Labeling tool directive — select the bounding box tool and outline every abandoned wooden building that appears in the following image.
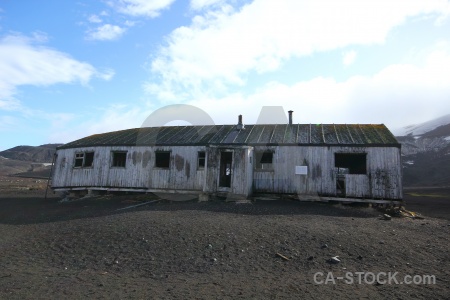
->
[51,114,403,204]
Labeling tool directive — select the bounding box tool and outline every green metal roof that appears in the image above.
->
[58,124,400,149]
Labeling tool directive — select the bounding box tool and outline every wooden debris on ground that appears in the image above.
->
[276,253,290,261]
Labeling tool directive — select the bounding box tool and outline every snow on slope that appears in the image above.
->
[393,114,450,136]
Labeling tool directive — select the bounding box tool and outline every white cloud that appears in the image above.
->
[88,14,103,23]
[342,50,357,66]
[0,97,22,111]
[149,0,450,98]
[97,68,116,81]
[190,0,224,10]
[187,47,450,131]
[109,0,176,17]
[124,20,136,27]
[47,104,152,143]
[45,47,450,144]
[87,24,126,41]
[0,34,113,111]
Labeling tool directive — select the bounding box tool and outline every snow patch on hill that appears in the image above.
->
[393,114,450,136]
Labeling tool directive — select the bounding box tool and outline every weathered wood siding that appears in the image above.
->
[53,144,402,200]
[253,146,334,195]
[252,146,402,199]
[345,175,370,198]
[367,147,403,199]
[52,146,206,191]
[205,146,219,193]
[204,146,252,197]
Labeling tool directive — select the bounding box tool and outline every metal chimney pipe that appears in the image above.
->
[237,114,244,130]
[288,110,293,125]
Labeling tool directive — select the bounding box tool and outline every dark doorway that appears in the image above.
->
[336,175,346,197]
[219,151,233,187]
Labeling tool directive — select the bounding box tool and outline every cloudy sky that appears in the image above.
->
[1,0,450,150]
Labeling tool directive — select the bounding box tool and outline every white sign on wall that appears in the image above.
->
[295,166,308,175]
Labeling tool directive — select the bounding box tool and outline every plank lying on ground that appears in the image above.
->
[276,253,290,261]
[116,199,160,211]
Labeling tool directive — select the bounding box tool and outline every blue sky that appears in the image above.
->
[1,0,450,150]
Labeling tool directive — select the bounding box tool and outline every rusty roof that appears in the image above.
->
[58,124,400,149]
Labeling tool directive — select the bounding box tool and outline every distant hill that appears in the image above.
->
[393,114,450,136]
[0,156,31,176]
[396,114,450,187]
[401,144,450,187]
[0,143,62,163]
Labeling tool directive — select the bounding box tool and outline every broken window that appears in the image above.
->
[74,152,95,168]
[335,153,367,174]
[198,151,206,169]
[155,151,170,168]
[74,153,84,167]
[112,151,127,167]
[255,150,274,170]
[84,152,94,167]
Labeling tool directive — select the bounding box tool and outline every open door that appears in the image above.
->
[219,151,232,187]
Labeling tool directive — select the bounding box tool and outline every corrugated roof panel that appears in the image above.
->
[373,124,397,144]
[270,125,287,143]
[197,125,220,144]
[334,124,353,144]
[297,124,310,143]
[257,125,276,144]
[283,125,298,143]
[150,127,174,144]
[233,125,254,143]
[107,130,131,145]
[360,125,383,144]
[139,127,160,145]
[162,126,194,144]
[323,124,339,144]
[245,125,265,143]
[346,125,365,144]
[58,123,400,149]
[120,129,138,145]
[222,129,240,143]
[310,124,324,144]
[136,128,152,145]
[209,125,234,143]
[92,132,110,145]
[357,125,374,144]
[190,125,216,144]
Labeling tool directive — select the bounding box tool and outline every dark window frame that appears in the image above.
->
[198,151,206,169]
[74,153,84,168]
[74,151,95,168]
[111,151,127,168]
[255,150,274,170]
[334,153,367,175]
[84,152,94,167]
[155,151,171,169]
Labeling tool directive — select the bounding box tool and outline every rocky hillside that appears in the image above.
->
[0,157,31,176]
[0,144,61,178]
[0,144,61,163]
[396,115,450,187]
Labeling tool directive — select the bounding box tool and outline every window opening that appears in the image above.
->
[155,151,171,168]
